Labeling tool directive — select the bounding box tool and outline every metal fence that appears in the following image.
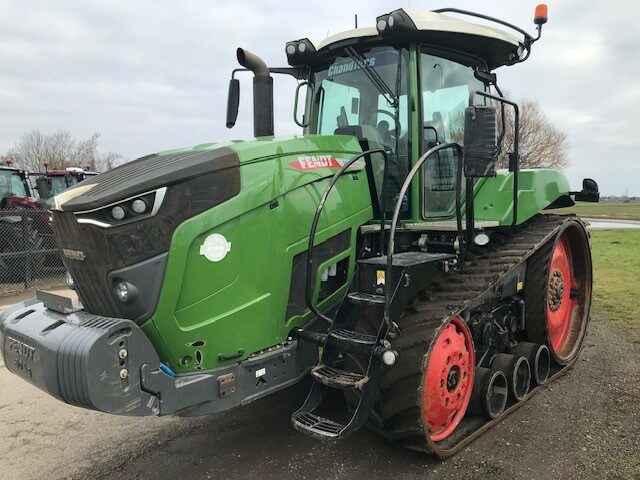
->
[0,209,67,298]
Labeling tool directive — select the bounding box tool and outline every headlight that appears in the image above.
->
[131,199,147,214]
[74,187,166,228]
[114,280,138,303]
[65,271,75,289]
[285,38,316,66]
[115,281,129,302]
[111,206,126,220]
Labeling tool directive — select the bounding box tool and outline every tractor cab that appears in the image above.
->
[33,166,98,200]
[0,157,33,209]
[289,8,536,227]
[227,6,559,245]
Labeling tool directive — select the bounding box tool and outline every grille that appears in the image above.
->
[52,169,240,318]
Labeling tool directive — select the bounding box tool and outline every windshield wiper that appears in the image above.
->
[344,46,397,107]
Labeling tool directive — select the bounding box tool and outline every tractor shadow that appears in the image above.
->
[91,381,439,480]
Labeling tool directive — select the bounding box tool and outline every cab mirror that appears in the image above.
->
[293,81,312,128]
[463,105,497,177]
[226,78,240,128]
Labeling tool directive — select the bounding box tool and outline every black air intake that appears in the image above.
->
[237,48,274,138]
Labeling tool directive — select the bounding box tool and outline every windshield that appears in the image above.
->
[309,46,409,216]
[50,175,78,196]
[0,170,28,200]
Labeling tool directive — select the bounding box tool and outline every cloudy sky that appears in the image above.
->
[0,0,638,195]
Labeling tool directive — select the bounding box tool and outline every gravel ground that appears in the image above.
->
[0,317,638,480]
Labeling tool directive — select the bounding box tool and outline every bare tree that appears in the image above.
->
[94,151,125,172]
[7,129,125,172]
[496,97,568,170]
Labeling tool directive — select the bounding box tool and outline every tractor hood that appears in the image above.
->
[51,134,362,214]
[48,134,366,325]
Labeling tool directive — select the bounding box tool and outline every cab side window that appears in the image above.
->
[419,48,485,217]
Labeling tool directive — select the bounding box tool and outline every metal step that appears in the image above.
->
[346,292,385,308]
[358,251,454,268]
[290,328,327,346]
[292,411,344,439]
[311,364,368,389]
[330,328,377,346]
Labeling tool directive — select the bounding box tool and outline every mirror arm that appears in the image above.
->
[231,67,307,80]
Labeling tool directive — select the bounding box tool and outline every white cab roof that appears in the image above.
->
[313,9,522,68]
[316,9,520,50]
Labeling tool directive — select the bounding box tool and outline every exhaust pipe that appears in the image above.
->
[237,48,274,138]
[510,342,551,386]
[469,367,508,419]
[491,353,531,402]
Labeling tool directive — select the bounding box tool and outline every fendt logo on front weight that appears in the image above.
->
[62,248,86,261]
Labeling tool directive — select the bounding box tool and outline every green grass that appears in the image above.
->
[589,229,640,341]
[550,201,640,221]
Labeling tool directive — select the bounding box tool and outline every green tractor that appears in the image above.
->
[0,5,600,456]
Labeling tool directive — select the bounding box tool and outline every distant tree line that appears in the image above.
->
[601,195,639,203]
[4,129,125,173]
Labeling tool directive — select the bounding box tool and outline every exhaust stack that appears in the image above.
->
[237,48,274,138]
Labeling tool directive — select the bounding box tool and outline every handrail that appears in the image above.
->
[305,148,390,323]
[383,143,463,329]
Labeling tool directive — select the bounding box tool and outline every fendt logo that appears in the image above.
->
[289,155,342,171]
[62,248,86,261]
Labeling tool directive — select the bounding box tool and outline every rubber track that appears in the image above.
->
[359,214,588,458]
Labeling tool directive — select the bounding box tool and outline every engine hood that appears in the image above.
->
[52,134,362,213]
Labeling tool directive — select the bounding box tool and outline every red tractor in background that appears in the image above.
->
[0,156,98,282]
[0,156,45,281]
[32,164,98,201]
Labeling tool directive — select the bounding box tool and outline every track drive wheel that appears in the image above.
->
[344,313,475,450]
[422,316,475,441]
[525,218,592,365]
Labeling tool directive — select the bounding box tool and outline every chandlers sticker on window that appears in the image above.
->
[321,50,398,80]
[289,155,365,171]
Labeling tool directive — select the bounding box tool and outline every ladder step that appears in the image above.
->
[330,328,377,346]
[292,411,345,439]
[357,251,454,268]
[311,364,368,389]
[290,328,327,346]
[347,292,385,308]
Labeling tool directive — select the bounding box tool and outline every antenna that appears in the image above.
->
[354,13,358,28]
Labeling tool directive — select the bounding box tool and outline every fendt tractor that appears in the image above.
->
[0,6,600,456]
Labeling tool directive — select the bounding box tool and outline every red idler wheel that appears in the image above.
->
[546,235,575,352]
[422,316,475,442]
[544,224,591,364]
[525,219,592,366]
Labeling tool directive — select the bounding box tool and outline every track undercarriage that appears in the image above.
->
[294,213,592,458]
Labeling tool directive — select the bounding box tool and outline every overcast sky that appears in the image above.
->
[1,0,638,195]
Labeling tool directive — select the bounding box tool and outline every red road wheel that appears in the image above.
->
[422,316,475,442]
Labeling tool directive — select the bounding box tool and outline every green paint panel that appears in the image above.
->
[473,169,571,225]
[142,135,372,372]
